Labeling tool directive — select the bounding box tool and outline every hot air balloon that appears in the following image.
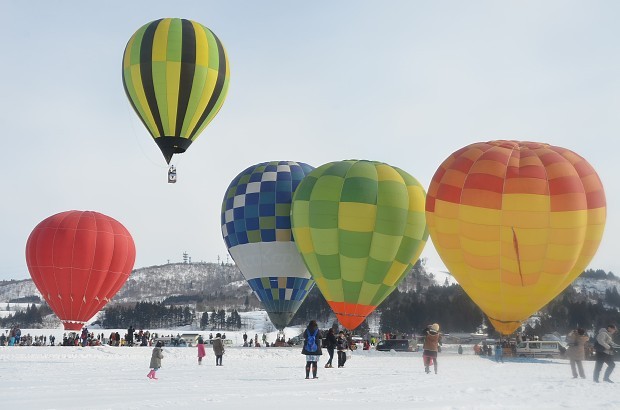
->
[425,140,606,335]
[221,161,315,330]
[25,211,136,330]
[122,18,230,165]
[291,160,429,330]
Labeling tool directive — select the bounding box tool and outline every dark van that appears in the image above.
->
[376,339,410,352]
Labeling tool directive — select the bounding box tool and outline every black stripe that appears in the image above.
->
[176,19,197,137]
[189,28,228,140]
[139,19,165,138]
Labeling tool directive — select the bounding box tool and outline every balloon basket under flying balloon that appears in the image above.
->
[168,165,177,184]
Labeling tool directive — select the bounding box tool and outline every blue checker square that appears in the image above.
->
[235,184,247,195]
[259,191,276,204]
[265,164,278,172]
[236,231,248,244]
[275,190,291,204]
[233,207,245,219]
[259,203,275,216]
[249,172,262,182]
[261,229,276,242]
[245,217,260,230]
[260,181,276,192]
[276,216,291,229]
[225,197,234,210]
[233,219,246,232]
[277,171,292,181]
[245,193,259,205]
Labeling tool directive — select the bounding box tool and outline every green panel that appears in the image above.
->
[311,228,338,255]
[374,206,408,236]
[259,216,275,229]
[182,65,208,136]
[405,211,428,239]
[152,61,170,133]
[377,180,408,208]
[276,203,290,217]
[339,255,368,282]
[347,161,379,179]
[128,25,148,66]
[308,200,339,229]
[339,230,372,258]
[247,230,261,243]
[369,284,392,306]
[303,254,323,280]
[395,167,419,186]
[204,27,219,69]
[291,201,310,228]
[369,233,401,262]
[358,281,381,306]
[316,254,341,280]
[293,176,316,201]
[395,236,423,264]
[322,161,353,178]
[364,258,392,284]
[340,177,377,204]
[342,279,362,303]
[310,175,344,202]
[166,19,183,62]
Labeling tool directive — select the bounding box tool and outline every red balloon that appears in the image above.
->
[25,211,136,330]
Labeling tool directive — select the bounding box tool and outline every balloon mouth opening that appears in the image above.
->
[155,136,193,164]
[62,320,86,331]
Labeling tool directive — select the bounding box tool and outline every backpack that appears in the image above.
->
[306,329,318,353]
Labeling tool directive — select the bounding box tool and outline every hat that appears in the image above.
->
[431,323,440,332]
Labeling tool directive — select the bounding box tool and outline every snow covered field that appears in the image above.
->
[1,333,616,409]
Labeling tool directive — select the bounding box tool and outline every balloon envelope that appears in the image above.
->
[122,18,230,164]
[221,161,315,330]
[426,140,606,334]
[25,211,136,330]
[291,160,429,330]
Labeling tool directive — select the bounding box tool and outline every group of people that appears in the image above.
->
[566,324,618,383]
[147,332,226,380]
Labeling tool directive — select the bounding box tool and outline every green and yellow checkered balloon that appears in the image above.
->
[291,160,429,329]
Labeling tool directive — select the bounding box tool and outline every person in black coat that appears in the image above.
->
[301,320,323,379]
[336,331,349,368]
[324,327,337,368]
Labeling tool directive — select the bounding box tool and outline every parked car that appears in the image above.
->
[376,339,410,352]
[515,340,563,358]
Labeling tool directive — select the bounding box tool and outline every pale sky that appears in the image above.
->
[2,1,619,281]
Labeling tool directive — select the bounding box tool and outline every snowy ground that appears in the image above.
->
[0,333,616,409]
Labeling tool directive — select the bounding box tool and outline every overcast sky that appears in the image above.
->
[2,1,619,281]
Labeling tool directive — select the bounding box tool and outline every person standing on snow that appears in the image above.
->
[566,328,589,379]
[494,341,504,363]
[324,327,337,368]
[301,320,323,379]
[197,335,206,365]
[336,330,349,368]
[593,324,619,383]
[212,333,225,366]
[422,323,441,374]
[147,340,164,379]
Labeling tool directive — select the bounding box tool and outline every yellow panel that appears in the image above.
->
[404,212,427,238]
[338,202,377,232]
[546,227,586,246]
[340,255,368,282]
[152,19,171,62]
[382,261,408,286]
[123,36,135,69]
[191,21,209,67]
[460,222,500,241]
[166,61,181,136]
[130,65,158,135]
[503,226,549,245]
[460,206,501,225]
[587,207,607,224]
[303,254,322,279]
[433,232,462,249]
[375,164,403,182]
[502,193,550,212]
[322,277,344,302]
[358,281,381,305]
[549,210,588,228]
[432,217,460,235]
[407,185,426,212]
[292,227,314,253]
[463,251,500,270]
[433,199,460,219]
[460,237,500,257]
[501,210,550,228]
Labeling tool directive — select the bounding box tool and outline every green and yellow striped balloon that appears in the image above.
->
[122,18,230,164]
[291,160,429,330]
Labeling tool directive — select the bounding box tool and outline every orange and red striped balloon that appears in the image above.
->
[426,140,606,334]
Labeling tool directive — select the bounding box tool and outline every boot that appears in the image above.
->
[312,364,318,379]
[146,370,155,379]
[305,365,310,379]
[151,371,158,380]
[425,366,430,374]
